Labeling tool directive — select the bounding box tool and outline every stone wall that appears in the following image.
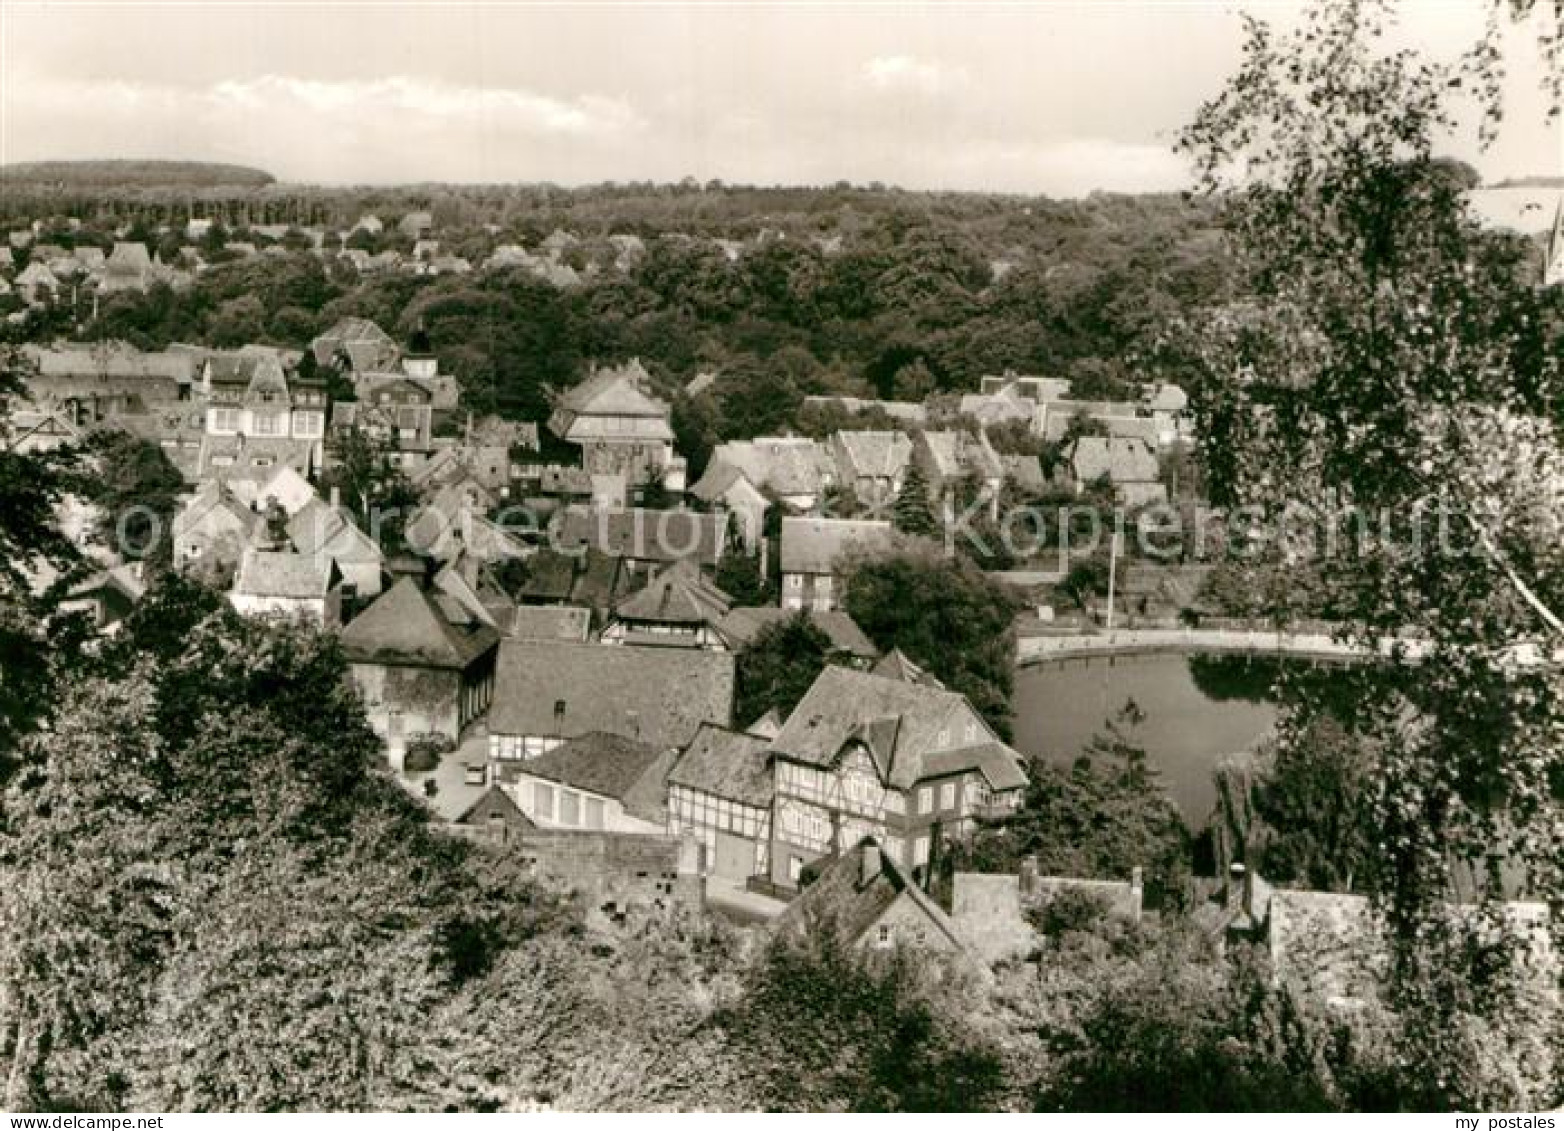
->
[512,829,702,927]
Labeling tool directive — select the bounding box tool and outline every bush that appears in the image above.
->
[404,731,453,772]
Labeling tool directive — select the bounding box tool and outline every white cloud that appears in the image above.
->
[204,76,642,137]
[861,54,968,97]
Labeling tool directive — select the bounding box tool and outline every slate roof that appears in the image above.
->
[498,731,676,823]
[716,606,878,660]
[173,481,257,541]
[778,516,895,576]
[554,506,728,567]
[667,722,774,808]
[1067,436,1161,485]
[870,648,945,687]
[287,498,382,566]
[917,429,1004,483]
[509,604,592,642]
[1042,412,1157,445]
[693,437,834,500]
[613,559,732,626]
[518,547,629,610]
[959,387,1036,427]
[490,640,735,749]
[310,316,400,370]
[774,837,966,951]
[106,241,152,273]
[339,576,499,669]
[833,430,913,481]
[199,435,316,483]
[768,665,1026,792]
[233,548,331,600]
[547,359,673,442]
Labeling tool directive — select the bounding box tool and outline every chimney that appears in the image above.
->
[860,842,881,886]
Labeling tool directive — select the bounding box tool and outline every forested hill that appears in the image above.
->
[0,159,275,189]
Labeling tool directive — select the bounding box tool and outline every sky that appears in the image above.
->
[0,1,1558,196]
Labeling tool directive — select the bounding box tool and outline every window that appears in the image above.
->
[533,782,555,820]
[917,787,932,815]
[560,790,580,827]
[585,797,604,830]
[209,407,240,434]
[789,856,804,882]
[939,782,956,810]
[293,411,323,438]
[251,412,284,436]
[913,836,930,866]
[787,574,803,589]
[876,924,892,947]
[816,574,833,592]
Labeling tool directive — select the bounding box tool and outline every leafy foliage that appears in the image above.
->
[734,613,839,727]
[844,551,1023,737]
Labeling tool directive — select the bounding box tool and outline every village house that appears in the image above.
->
[958,383,1040,431]
[779,516,895,612]
[774,838,968,954]
[59,562,146,631]
[715,606,879,663]
[487,639,735,760]
[546,359,684,490]
[666,722,775,881]
[22,343,197,428]
[14,262,60,304]
[229,547,342,626]
[694,435,836,511]
[552,505,729,577]
[948,860,1145,964]
[338,576,499,751]
[599,559,733,648]
[912,429,1005,506]
[829,430,914,509]
[172,481,259,573]
[1040,406,1159,446]
[287,493,385,599]
[518,546,633,615]
[1143,382,1193,447]
[1065,435,1167,508]
[495,731,678,835]
[96,241,157,294]
[765,664,1028,889]
[687,463,770,551]
[332,375,434,468]
[200,350,326,462]
[253,463,319,517]
[977,372,1073,401]
[430,550,519,632]
[4,404,83,454]
[311,316,402,373]
[398,210,434,239]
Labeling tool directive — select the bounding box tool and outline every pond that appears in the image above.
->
[1012,652,1283,826]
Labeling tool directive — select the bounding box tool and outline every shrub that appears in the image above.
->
[404,731,453,772]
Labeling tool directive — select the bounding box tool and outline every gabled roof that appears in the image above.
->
[768,665,1026,792]
[518,546,629,610]
[233,548,332,600]
[490,640,735,749]
[871,648,944,687]
[554,506,728,568]
[774,837,966,952]
[287,498,382,565]
[716,606,878,660]
[916,429,1004,483]
[667,722,774,808]
[695,437,834,499]
[1067,436,1160,485]
[778,516,894,576]
[547,359,672,441]
[498,731,676,823]
[310,316,400,370]
[173,481,257,540]
[1043,412,1157,445]
[833,430,913,481]
[452,783,535,828]
[339,576,499,668]
[106,241,152,273]
[613,559,732,627]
